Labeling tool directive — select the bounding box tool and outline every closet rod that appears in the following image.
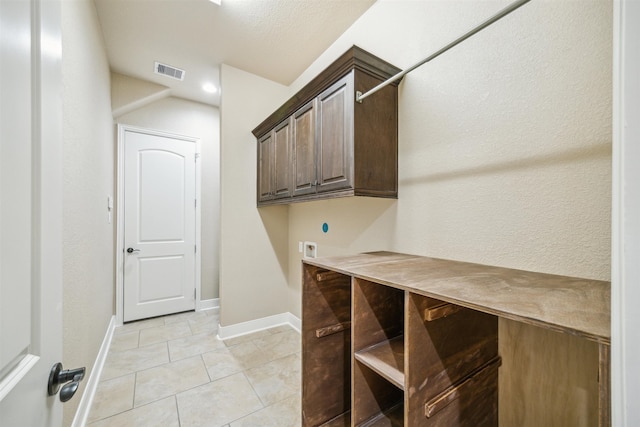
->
[355,0,532,103]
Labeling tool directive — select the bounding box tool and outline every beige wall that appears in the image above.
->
[61,0,115,424]
[218,64,291,326]
[111,73,170,117]
[284,0,612,425]
[116,95,221,300]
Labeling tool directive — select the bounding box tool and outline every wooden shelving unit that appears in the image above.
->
[302,251,611,427]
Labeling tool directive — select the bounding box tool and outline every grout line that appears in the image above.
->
[201,353,213,382]
[132,371,138,410]
[230,391,302,424]
[86,374,137,424]
[237,371,268,420]
[90,395,180,425]
[175,394,182,427]
[132,355,212,409]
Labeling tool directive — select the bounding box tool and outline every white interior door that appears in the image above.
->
[0,0,64,425]
[123,128,198,322]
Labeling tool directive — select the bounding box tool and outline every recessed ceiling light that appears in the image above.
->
[202,83,218,94]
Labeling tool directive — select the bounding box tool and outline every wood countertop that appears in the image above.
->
[303,251,610,345]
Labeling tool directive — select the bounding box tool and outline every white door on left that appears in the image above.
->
[0,0,64,425]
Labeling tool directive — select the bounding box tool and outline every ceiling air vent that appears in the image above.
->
[154,62,185,81]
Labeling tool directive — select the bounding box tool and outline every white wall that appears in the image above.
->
[116,96,221,300]
[61,0,114,424]
[218,64,291,326]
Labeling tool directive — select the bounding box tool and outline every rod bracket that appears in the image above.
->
[355,91,363,104]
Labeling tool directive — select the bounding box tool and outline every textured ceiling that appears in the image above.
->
[94,0,376,106]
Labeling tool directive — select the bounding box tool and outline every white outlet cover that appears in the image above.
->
[303,241,317,259]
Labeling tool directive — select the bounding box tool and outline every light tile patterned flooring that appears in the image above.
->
[87,311,301,427]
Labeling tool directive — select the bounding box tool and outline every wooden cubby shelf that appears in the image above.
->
[302,251,611,427]
[353,336,405,390]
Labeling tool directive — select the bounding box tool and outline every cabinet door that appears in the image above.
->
[273,119,292,199]
[317,72,354,193]
[293,100,317,197]
[257,133,273,203]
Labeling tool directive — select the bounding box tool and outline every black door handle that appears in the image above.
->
[48,362,85,402]
[127,247,140,253]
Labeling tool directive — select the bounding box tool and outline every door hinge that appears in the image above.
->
[195,198,197,208]
[195,153,200,161]
[194,288,196,299]
[194,244,197,253]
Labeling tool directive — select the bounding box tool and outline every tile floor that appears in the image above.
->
[86,311,301,427]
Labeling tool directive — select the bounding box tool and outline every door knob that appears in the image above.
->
[48,362,85,402]
[126,247,140,253]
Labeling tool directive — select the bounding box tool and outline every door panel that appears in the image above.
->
[123,130,196,322]
[0,0,32,376]
[139,256,185,302]
[293,100,317,197]
[317,72,354,193]
[0,0,63,424]
[273,119,291,199]
[139,150,186,241]
[257,133,273,202]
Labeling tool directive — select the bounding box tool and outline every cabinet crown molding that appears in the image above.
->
[252,45,402,139]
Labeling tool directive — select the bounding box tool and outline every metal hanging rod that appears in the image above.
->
[355,0,532,103]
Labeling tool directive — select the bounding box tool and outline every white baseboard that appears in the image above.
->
[217,312,301,340]
[287,312,301,333]
[197,298,219,313]
[71,315,116,427]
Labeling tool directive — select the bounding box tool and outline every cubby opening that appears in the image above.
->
[404,293,500,426]
[352,278,405,426]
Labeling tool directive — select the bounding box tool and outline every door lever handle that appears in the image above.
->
[60,381,80,402]
[126,247,140,254]
[48,362,85,402]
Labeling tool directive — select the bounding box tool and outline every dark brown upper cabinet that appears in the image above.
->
[252,46,402,206]
[257,119,292,203]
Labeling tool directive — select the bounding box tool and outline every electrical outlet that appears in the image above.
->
[304,241,317,259]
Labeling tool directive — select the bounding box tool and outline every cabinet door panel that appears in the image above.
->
[293,100,317,197]
[257,133,273,202]
[273,119,291,199]
[302,264,352,426]
[317,73,354,193]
